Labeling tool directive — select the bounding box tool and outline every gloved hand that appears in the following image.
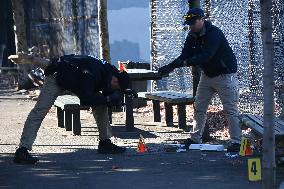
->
[158,58,188,76]
[124,89,138,98]
[158,64,175,75]
[106,91,123,107]
[171,58,185,68]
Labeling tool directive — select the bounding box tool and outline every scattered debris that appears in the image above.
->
[164,145,179,152]
[26,89,41,99]
[14,89,27,94]
[135,104,242,142]
[189,144,224,152]
[164,144,186,153]
[176,148,187,153]
[200,153,207,160]
[185,160,193,164]
[225,153,239,158]
[227,159,244,166]
[111,165,120,170]
[0,72,17,89]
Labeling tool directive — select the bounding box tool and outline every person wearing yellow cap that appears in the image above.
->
[159,8,241,152]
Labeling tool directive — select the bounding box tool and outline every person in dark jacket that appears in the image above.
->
[13,54,131,164]
[159,8,241,152]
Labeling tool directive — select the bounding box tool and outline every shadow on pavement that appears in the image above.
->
[0,145,272,189]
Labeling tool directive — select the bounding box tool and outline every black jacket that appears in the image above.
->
[48,55,119,106]
[173,21,237,77]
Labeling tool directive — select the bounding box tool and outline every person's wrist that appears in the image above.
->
[183,59,192,67]
[106,96,110,103]
[168,62,175,68]
[171,58,183,68]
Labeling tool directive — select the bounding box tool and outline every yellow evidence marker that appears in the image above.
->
[239,137,248,156]
[248,158,261,181]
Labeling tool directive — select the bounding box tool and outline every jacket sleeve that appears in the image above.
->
[170,35,192,68]
[185,29,222,66]
[79,73,108,107]
[179,34,192,61]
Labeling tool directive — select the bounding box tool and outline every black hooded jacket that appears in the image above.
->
[47,54,119,106]
[173,21,237,77]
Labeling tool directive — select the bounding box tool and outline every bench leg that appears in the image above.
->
[165,103,174,127]
[177,104,186,130]
[108,107,112,124]
[153,100,161,122]
[72,110,81,135]
[64,110,72,131]
[57,107,64,128]
[125,95,134,131]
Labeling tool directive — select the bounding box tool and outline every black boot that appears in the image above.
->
[184,138,198,150]
[13,147,39,164]
[98,139,126,154]
[227,143,241,153]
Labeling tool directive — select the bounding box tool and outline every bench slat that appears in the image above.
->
[244,114,265,135]
[54,95,90,110]
[249,114,283,134]
[275,118,284,134]
[53,95,97,135]
[245,114,283,135]
[143,91,194,104]
[246,114,280,134]
[56,95,80,104]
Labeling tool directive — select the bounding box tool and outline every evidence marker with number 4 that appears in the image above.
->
[248,158,261,181]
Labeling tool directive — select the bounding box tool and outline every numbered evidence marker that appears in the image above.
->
[239,137,248,156]
[248,158,261,181]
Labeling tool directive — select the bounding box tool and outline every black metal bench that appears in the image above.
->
[137,91,194,130]
[54,95,113,135]
[54,95,90,135]
[240,114,284,137]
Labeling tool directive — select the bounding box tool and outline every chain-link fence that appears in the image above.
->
[151,0,284,116]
